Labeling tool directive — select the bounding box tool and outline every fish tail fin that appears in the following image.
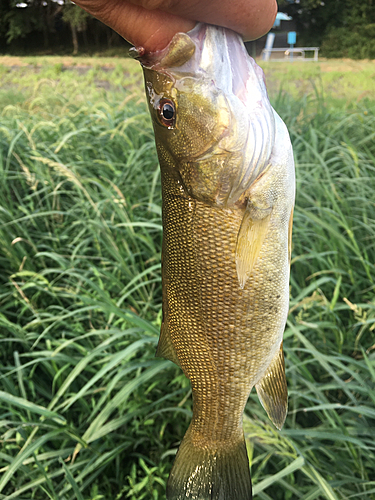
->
[167,427,252,500]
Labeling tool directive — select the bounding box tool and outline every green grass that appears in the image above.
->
[259,58,375,106]
[0,57,374,499]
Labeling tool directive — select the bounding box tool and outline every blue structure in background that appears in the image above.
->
[287,31,297,61]
[287,31,297,45]
[273,12,293,28]
[256,12,320,62]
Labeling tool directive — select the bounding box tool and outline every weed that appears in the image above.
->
[0,58,374,499]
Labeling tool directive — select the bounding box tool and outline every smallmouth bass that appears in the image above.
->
[133,23,295,500]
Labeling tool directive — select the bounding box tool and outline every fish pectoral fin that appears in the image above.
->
[255,343,288,430]
[235,203,272,289]
[156,322,181,367]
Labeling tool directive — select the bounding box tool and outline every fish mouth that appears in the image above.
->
[136,23,273,130]
[134,24,255,95]
[189,23,260,105]
[137,24,269,110]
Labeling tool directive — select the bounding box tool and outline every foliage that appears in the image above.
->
[62,1,89,30]
[279,0,375,58]
[62,1,89,55]
[0,0,119,55]
[0,1,47,44]
[1,0,375,58]
[0,58,374,499]
[2,6,40,44]
[321,24,375,59]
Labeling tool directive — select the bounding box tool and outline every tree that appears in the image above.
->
[0,1,40,44]
[0,0,63,48]
[61,1,89,54]
[278,0,375,57]
[278,0,343,45]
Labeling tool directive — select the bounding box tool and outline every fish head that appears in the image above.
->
[137,23,275,207]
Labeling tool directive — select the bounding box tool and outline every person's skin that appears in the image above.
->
[73,0,277,52]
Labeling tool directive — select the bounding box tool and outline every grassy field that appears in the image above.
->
[0,56,374,500]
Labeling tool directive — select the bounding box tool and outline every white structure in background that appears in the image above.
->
[262,13,292,61]
[262,32,276,61]
[263,47,320,61]
[262,12,320,62]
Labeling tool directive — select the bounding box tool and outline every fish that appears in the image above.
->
[132,22,295,500]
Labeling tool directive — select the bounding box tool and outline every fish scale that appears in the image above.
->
[164,185,278,442]
[136,22,295,500]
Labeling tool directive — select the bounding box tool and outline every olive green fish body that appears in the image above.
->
[137,23,295,500]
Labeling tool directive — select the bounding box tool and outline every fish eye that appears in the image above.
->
[158,99,175,127]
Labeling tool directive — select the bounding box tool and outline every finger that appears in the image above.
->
[73,0,277,51]
[128,0,278,41]
[73,0,195,50]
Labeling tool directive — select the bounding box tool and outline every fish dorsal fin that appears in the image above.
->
[255,343,288,430]
[156,321,181,367]
[235,202,272,289]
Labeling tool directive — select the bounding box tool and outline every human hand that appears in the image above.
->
[73,0,277,52]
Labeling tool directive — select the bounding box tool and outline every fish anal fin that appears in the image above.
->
[255,343,288,430]
[156,322,180,367]
[236,204,272,289]
[288,207,294,266]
